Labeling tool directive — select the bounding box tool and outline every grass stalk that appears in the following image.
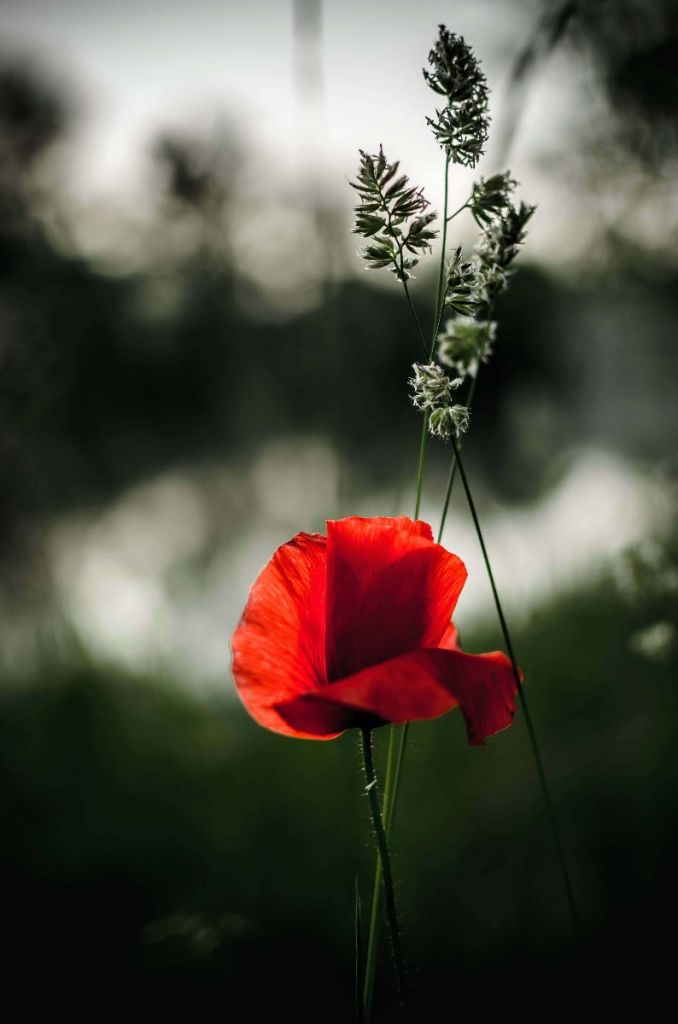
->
[450,433,581,939]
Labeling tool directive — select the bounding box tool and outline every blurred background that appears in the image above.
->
[1,0,676,1015]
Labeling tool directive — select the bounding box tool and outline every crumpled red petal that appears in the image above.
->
[276,646,518,745]
[231,531,332,739]
[439,622,460,650]
[325,516,467,680]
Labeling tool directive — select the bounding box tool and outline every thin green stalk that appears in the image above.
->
[360,728,407,1011]
[413,413,429,519]
[437,450,458,544]
[385,724,408,837]
[355,878,364,1024]
[432,153,452,355]
[436,373,479,542]
[450,434,581,939]
[436,294,493,542]
[375,165,428,362]
[446,199,469,222]
[402,280,429,360]
[362,885,381,1022]
[389,151,454,838]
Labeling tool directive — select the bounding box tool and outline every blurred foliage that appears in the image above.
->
[506,1,678,166]
[575,0,678,157]
[1,559,676,1015]
[0,12,677,1012]
[0,58,676,559]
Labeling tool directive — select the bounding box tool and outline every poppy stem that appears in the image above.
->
[360,728,407,1014]
[361,722,403,1021]
[450,434,582,940]
[363,153,453,1016]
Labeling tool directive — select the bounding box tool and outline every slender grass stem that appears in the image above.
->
[362,874,381,1023]
[432,153,452,354]
[446,200,469,222]
[355,878,364,1024]
[436,295,493,542]
[413,413,429,519]
[436,373,479,542]
[403,280,429,359]
[389,154,453,847]
[374,166,428,362]
[384,726,409,866]
[360,729,406,1013]
[450,434,581,939]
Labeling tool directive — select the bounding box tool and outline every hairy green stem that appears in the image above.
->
[360,729,406,1013]
[361,386,421,1023]
[450,434,581,939]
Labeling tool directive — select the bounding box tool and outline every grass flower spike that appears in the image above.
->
[469,172,517,226]
[443,246,486,315]
[476,199,536,299]
[437,317,496,378]
[429,404,470,441]
[409,361,462,411]
[410,363,470,440]
[424,25,489,166]
[351,147,437,282]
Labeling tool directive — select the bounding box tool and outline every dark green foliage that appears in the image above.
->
[1,564,676,1015]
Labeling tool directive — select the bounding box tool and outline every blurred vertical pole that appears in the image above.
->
[292,0,344,503]
[292,0,337,305]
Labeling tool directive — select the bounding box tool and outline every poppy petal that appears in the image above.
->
[273,694,381,737]
[439,622,460,650]
[277,648,518,745]
[325,516,467,679]
[231,531,331,739]
[379,516,435,541]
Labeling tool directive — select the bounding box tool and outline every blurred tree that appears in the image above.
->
[0,59,67,200]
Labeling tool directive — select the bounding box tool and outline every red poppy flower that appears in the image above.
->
[231,515,518,745]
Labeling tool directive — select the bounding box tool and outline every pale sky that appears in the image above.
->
[1,0,627,273]
[0,1,567,197]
